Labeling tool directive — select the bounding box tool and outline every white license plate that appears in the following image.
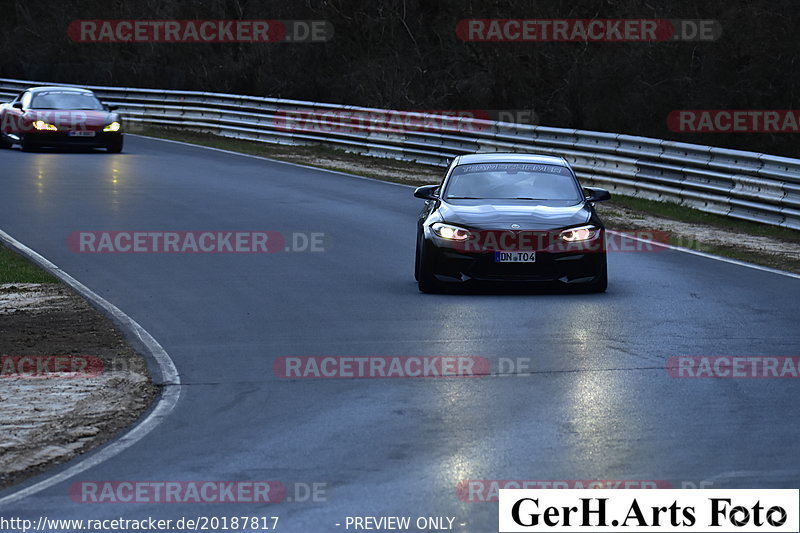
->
[68,131,95,137]
[494,251,536,263]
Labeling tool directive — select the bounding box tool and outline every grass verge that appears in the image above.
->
[607,195,800,243]
[0,243,58,283]
[136,126,440,186]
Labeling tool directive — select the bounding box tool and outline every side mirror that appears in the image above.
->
[11,102,23,110]
[414,184,440,200]
[107,104,119,111]
[584,187,611,203]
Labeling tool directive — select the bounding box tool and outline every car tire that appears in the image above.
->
[414,231,423,282]
[20,135,39,152]
[417,241,444,293]
[0,133,11,149]
[106,137,123,153]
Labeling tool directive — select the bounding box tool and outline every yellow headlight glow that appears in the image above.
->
[560,225,599,242]
[32,120,57,131]
[431,223,471,241]
[103,121,121,132]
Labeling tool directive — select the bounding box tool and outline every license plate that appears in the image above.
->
[68,131,95,137]
[494,251,536,263]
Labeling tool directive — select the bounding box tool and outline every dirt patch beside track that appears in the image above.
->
[0,283,158,490]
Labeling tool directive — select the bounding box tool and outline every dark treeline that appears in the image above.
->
[1,0,798,156]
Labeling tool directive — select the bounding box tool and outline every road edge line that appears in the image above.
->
[606,230,800,280]
[134,134,800,281]
[0,228,181,508]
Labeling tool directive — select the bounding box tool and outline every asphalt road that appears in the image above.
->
[0,136,798,532]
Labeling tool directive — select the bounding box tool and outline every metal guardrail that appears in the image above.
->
[2,77,799,230]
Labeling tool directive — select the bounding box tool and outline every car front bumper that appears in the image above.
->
[18,131,122,148]
[423,232,606,284]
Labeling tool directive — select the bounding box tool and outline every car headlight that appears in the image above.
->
[32,120,57,131]
[103,121,121,132]
[559,225,600,242]
[431,222,471,241]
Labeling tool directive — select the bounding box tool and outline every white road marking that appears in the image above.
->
[135,134,800,281]
[0,229,181,508]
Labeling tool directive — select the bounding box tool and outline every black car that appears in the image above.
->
[0,86,123,152]
[414,153,611,293]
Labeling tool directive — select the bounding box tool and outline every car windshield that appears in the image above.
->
[30,92,104,110]
[444,162,582,201]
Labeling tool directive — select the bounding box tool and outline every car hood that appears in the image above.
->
[438,200,591,230]
[24,110,118,130]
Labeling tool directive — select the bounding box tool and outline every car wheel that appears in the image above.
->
[20,135,39,152]
[417,241,444,293]
[414,231,422,282]
[0,133,11,149]
[106,137,123,153]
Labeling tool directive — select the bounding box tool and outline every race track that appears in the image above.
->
[1,136,798,532]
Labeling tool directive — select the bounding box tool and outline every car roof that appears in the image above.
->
[453,152,569,166]
[26,86,94,94]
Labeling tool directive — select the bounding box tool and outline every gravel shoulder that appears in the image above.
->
[0,282,158,490]
[597,204,800,273]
